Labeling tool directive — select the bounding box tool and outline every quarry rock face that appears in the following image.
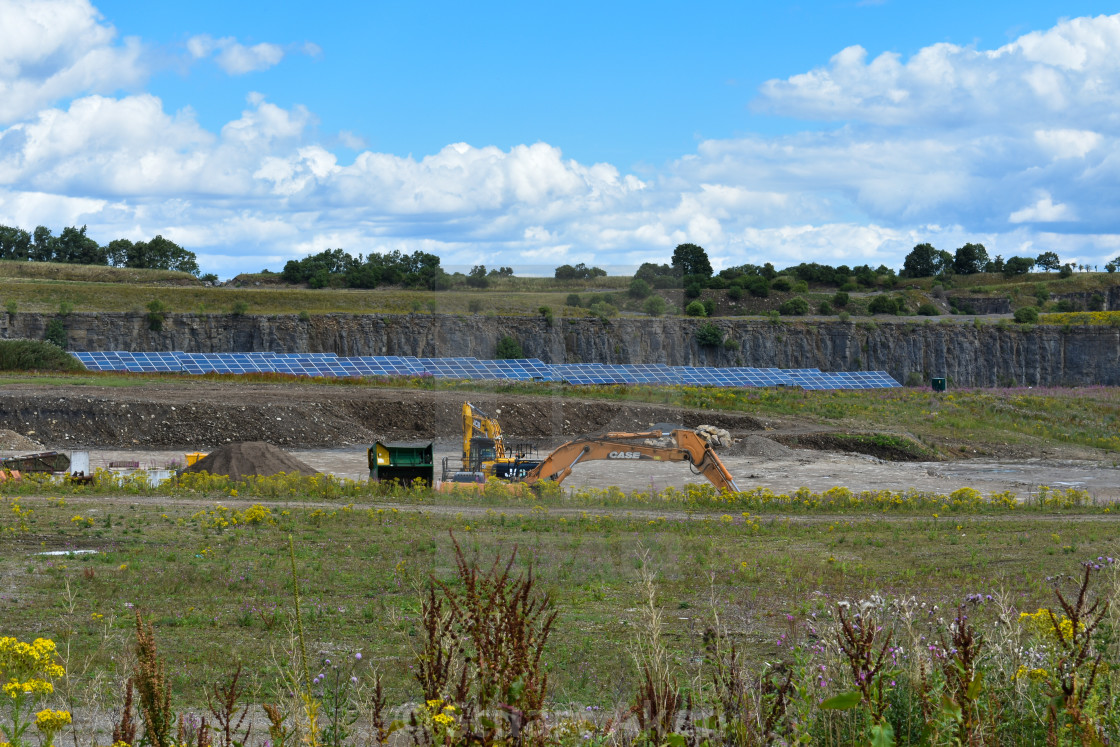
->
[2,311,1119,387]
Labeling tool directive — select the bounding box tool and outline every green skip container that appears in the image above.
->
[368,441,434,487]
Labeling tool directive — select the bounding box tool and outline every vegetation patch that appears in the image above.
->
[0,340,86,372]
[1040,310,1120,326]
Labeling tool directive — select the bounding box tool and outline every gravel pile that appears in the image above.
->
[182,441,319,480]
[0,429,45,451]
[727,435,793,459]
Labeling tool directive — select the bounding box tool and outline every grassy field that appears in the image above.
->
[0,277,603,317]
[0,261,199,285]
[3,486,1118,708]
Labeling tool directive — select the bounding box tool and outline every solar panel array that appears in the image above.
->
[70,351,900,390]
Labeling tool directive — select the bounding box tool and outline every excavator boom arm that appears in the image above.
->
[523,429,739,492]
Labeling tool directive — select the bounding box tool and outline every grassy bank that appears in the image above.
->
[4,258,1118,318]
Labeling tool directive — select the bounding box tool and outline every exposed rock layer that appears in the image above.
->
[2,311,1118,387]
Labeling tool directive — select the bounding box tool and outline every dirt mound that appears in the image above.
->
[727,435,793,459]
[772,433,936,462]
[0,429,45,451]
[0,382,766,449]
[183,441,319,480]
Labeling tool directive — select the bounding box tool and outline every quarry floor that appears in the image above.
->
[1,380,1117,501]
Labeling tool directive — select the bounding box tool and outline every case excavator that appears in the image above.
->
[521,428,740,492]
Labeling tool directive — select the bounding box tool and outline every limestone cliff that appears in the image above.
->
[2,312,1118,387]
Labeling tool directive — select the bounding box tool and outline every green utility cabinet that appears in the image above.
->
[368,441,434,486]
[931,377,947,392]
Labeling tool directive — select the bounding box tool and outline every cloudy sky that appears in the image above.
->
[1,0,1118,278]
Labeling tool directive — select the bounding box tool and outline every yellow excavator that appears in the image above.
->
[446,403,542,482]
[521,428,740,491]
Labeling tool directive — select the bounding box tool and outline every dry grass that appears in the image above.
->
[0,278,604,316]
[0,260,197,284]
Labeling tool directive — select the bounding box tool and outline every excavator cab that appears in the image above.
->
[468,437,498,471]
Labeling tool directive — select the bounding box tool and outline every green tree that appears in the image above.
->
[628,277,651,299]
[127,235,200,274]
[778,297,809,316]
[0,225,32,260]
[44,318,67,348]
[684,300,707,317]
[146,300,168,332]
[671,243,712,278]
[588,300,617,320]
[496,335,524,359]
[1013,306,1039,324]
[901,243,943,278]
[867,295,900,315]
[635,261,679,288]
[1035,251,1061,272]
[54,225,105,264]
[953,243,989,275]
[695,322,723,347]
[642,295,666,317]
[105,238,132,267]
[1002,256,1035,277]
[746,276,770,297]
[31,225,56,262]
[554,262,605,280]
[466,265,490,288]
[565,293,582,307]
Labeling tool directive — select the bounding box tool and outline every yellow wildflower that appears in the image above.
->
[36,709,72,732]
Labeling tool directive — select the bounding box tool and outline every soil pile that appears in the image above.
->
[728,435,793,459]
[183,441,319,480]
[0,429,45,450]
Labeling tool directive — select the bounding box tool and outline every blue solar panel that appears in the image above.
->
[68,351,901,389]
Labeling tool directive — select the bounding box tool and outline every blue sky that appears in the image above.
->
[1,0,1118,277]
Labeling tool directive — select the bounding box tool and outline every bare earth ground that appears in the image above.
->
[1,380,1118,499]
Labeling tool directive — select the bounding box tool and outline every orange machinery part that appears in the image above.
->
[521,429,739,492]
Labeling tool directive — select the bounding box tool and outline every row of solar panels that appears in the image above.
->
[69,352,901,390]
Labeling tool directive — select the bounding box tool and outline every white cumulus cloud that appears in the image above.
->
[187,34,318,75]
[1009,193,1074,223]
[0,0,146,125]
[756,13,1120,129]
